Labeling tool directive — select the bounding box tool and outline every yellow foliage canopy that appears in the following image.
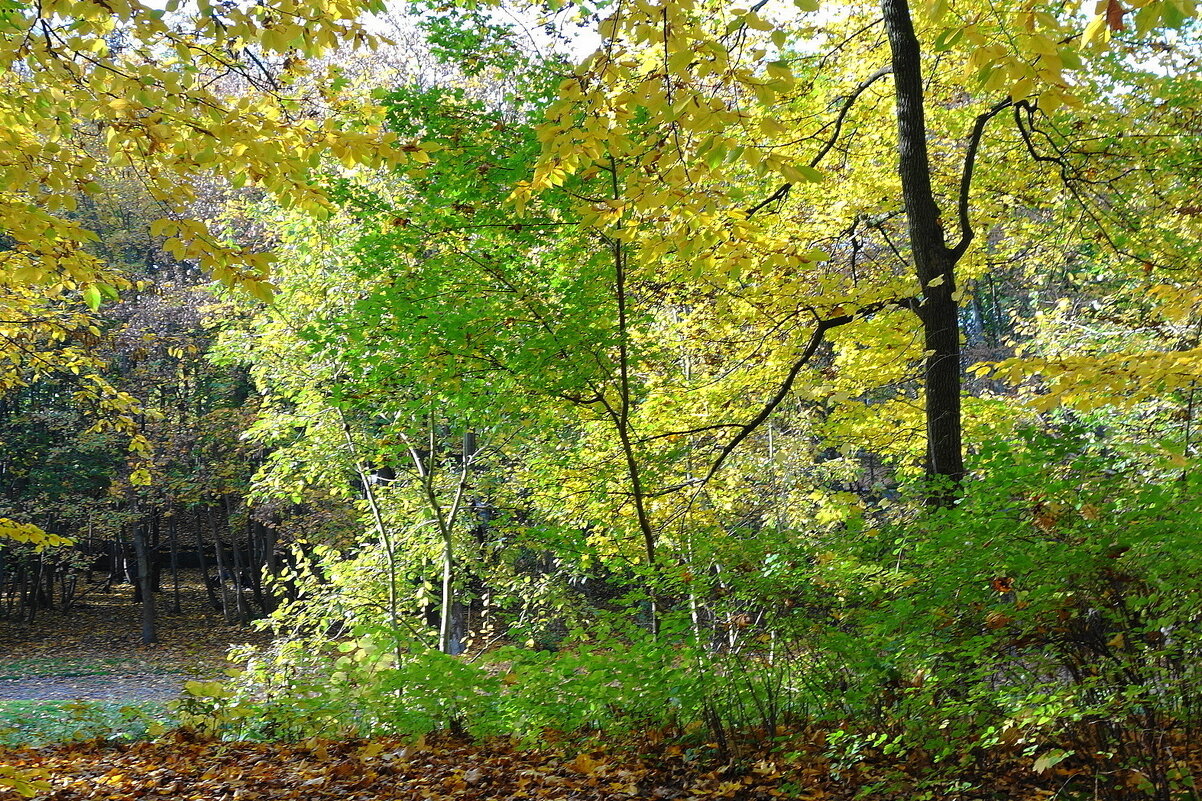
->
[0,1,400,556]
[0,0,400,295]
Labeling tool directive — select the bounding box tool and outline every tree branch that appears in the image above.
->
[638,422,744,444]
[949,98,1012,260]
[746,65,892,217]
[700,296,913,483]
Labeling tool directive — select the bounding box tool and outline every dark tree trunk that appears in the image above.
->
[128,524,142,603]
[208,505,233,623]
[882,0,965,504]
[247,519,270,615]
[39,552,53,609]
[263,520,278,613]
[148,513,162,593]
[131,519,157,644]
[224,496,251,623]
[23,561,36,623]
[229,528,251,624]
[168,515,182,615]
[194,512,221,612]
[109,531,124,587]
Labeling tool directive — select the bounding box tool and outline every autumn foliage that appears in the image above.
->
[3,0,1202,799]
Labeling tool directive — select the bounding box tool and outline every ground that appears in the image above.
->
[0,570,268,747]
[0,577,820,800]
[0,570,268,689]
[0,573,1180,801]
[2,735,798,801]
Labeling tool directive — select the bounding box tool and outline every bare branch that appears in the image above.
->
[746,65,892,217]
[699,295,913,483]
[949,98,1012,260]
[638,422,744,444]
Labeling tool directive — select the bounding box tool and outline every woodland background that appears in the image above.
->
[2,0,1202,798]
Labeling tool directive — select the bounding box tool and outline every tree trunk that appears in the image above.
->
[131,519,157,644]
[439,527,458,655]
[148,512,162,593]
[109,530,125,587]
[223,496,251,623]
[882,0,965,503]
[38,551,53,609]
[257,520,278,614]
[194,510,221,612]
[207,505,233,623]
[168,514,182,614]
[229,525,252,624]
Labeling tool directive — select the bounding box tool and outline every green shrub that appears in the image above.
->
[814,428,1202,797]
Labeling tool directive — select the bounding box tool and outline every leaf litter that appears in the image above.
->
[7,727,1191,801]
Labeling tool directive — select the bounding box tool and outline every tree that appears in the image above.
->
[0,0,409,553]
[219,0,1202,666]
[512,0,1202,505]
[0,0,400,294]
[127,3,1202,777]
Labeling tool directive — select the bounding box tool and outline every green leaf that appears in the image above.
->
[779,163,825,183]
[933,27,963,52]
[1162,0,1187,28]
[1033,748,1073,773]
[1058,46,1083,71]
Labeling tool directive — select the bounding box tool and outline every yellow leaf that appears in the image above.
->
[359,742,386,760]
[1082,14,1109,46]
[571,753,604,775]
[1009,77,1034,100]
[245,280,276,304]
[743,12,773,32]
[150,218,175,237]
[765,60,792,81]
[0,518,72,548]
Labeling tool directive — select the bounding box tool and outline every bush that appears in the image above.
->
[817,429,1202,798]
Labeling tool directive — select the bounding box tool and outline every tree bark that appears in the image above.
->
[207,505,233,623]
[131,520,157,644]
[194,511,221,612]
[149,512,162,593]
[168,514,182,614]
[258,519,278,614]
[224,496,251,624]
[247,518,269,614]
[882,0,965,503]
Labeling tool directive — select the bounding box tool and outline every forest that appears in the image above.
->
[1,0,1201,798]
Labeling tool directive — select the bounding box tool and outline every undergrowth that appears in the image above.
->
[0,699,173,746]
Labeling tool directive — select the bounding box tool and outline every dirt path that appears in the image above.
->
[0,673,190,702]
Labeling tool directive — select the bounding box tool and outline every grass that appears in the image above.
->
[0,699,176,746]
[0,570,269,747]
[0,655,171,681]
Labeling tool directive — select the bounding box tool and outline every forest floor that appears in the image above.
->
[0,569,268,698]
[0,729,1093,801]
[0,570,269,748]
[0,575,1181,800]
